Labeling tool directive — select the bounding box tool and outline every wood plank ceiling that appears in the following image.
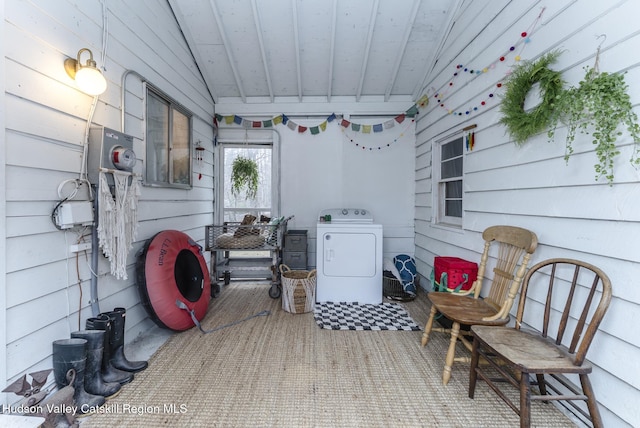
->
[169,0,458,112]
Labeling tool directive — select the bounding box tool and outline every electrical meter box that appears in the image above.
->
[88,126,137,185]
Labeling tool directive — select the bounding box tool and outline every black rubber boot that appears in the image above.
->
[102,307,148,373]
[86,314,134,385]
[70,330,121,398]
[52,338,105,414]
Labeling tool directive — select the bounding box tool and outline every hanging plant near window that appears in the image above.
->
[548,65,640,185]
[231,156,259,199]
[499,50,564,145]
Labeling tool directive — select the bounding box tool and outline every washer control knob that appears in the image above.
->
[361,210,367,215]
[354,209,359,215]
[341,209,348,216]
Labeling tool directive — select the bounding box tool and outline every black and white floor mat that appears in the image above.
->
[314,301,421,331]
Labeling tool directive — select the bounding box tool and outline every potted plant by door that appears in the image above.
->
[231,156,259,199]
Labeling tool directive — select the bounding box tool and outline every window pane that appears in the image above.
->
[441,157,462,179]
[145,87,193,189]
[445,180,462,198]
[441,137,463,160]
[146,92,169,183]
[436,134,464,226]
[223,146,272,220]
[172,110,190,185]
[445,200,462,217]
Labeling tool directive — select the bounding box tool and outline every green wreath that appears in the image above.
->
[499,50,563,145]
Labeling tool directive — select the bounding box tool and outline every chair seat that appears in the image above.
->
[471,325,593,374]
[428,292,509,326]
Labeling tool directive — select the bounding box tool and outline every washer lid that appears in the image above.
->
[319,208,373,223]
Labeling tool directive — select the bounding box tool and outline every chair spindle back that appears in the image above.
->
[516,258,612,366]
[480,226,538,320]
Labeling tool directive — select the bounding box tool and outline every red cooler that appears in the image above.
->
[434,256,478,291]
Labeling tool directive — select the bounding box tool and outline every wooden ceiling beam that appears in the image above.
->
[385,0,421,102]
[168,0,219,103]
[327,0,338,102]
[209,0,246,102]
[412,0,463,100]
[292,0,302,102]
[251,0,274,102]
[356,0,380,101]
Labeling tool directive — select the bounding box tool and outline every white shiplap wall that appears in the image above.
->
[216,115,417,268]
[414,1,640,427]
[3,0,215,402]
[0,0,7,408]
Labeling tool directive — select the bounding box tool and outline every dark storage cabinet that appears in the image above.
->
[283,230,307,269]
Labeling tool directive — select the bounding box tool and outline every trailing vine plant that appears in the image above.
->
[499,50,564,145]
[548,66,640,184]
[231,156,259,199]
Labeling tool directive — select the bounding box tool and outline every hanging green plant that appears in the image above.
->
[231,156,259,199]
[499,50,564,145]
[548,66,640,185]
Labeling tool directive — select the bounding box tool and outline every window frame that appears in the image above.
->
[220,142,274,223]
[214,129,281,226]
[144,84,193,189]
[433,134,464,228]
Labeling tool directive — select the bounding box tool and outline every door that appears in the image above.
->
[215,129,279,268]
[321,231,378,277]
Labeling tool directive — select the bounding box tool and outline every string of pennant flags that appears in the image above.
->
[213,95,428,138]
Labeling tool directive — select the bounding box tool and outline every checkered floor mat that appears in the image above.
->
[314,301,421,331]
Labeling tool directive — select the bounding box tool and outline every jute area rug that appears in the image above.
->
[82,283,576,428]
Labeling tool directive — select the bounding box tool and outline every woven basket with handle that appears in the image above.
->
[279,264,316,314]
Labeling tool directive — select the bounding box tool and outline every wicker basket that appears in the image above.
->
[383,273,418,301]
[279,265,316,314]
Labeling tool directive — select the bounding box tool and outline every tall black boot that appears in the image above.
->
[70,330,121,398]
[86,314,134,385]
[52,338,105,414]
[103,307,148,373]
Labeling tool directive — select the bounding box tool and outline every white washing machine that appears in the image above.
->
[316,208,383,304]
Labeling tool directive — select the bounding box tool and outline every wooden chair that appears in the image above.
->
[421,225,538,385]
[469,258,612,428]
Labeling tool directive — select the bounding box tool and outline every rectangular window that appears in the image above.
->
[145,87,192,188]
[221,144,273,223]
[435,136,463,227]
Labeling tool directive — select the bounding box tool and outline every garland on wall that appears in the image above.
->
[340,116,416,150]
[431,7,546,118]
[212,7,547,153]
[214,95,427,140]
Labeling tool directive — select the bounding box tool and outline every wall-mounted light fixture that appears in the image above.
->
[64,48,107,96]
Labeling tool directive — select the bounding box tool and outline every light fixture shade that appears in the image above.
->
[64,48,108,96]
[75,66,107,96]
